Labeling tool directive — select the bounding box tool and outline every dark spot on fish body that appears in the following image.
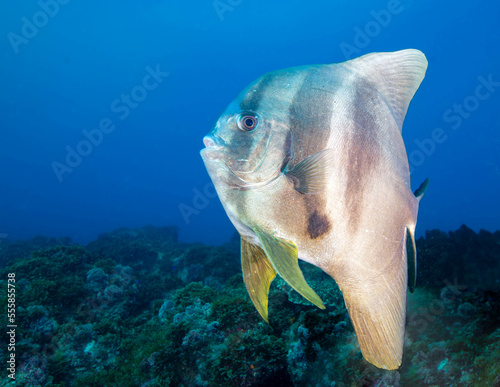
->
[275,66,339,241]
[307,210,331,239]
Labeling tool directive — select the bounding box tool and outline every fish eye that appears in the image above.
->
[237,113,258,131]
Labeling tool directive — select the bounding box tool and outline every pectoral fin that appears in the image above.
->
[253,227,325,309]
[241,237,277,322]
[285,149,335,194]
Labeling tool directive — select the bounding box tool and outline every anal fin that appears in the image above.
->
[340,235,408,370]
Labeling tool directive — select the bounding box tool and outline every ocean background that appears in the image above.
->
[1,1,500,386]
[1,0,499,245]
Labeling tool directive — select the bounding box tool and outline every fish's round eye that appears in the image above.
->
[237,114,258,131]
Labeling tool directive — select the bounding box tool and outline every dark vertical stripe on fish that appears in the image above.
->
[344,83,382,233]
[288,66,337,240]
[239,73,274,112]
[288,66,336,164]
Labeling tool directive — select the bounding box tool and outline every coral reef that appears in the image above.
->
[0,224,499,386]
[416,225,500,290]
[0,236,73,267]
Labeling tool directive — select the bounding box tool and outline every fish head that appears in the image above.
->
[201,73,295,191]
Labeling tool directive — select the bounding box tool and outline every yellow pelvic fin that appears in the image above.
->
[241,237,277,322]
[253,227,325,310]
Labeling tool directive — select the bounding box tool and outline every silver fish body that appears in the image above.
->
[201,49,428,370]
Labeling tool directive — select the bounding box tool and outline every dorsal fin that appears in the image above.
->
[342,49,428,132]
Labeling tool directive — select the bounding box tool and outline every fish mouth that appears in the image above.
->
[203,135,225,149]
[200,133,278,190]
[200,147,222,161]
[200,135,225,161]
[201,136,257,190]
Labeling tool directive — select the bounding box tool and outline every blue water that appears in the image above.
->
[1,0,499,245]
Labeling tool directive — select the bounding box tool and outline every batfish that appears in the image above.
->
[200,49,429,370]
